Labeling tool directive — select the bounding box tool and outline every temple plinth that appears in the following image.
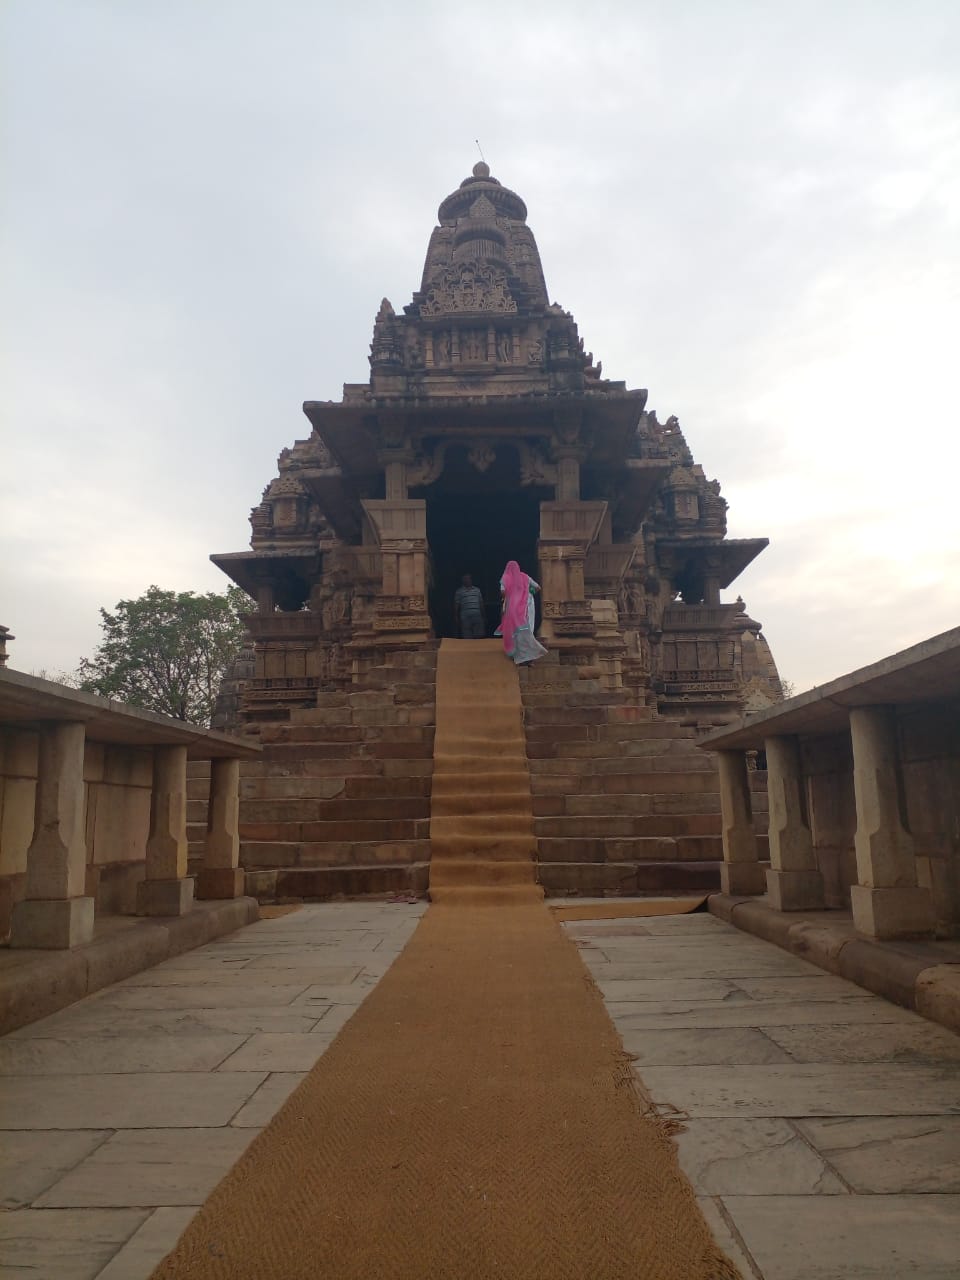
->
[213,163,781,724]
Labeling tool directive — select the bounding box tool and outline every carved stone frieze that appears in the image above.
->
[518,443,557,487]
[376,596,426,613]
[373,615,432,631]
[421,260,518,316]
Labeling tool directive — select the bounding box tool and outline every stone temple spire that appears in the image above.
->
[415,161,549,311]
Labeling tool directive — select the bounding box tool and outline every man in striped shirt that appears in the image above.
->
[453,573,486,639]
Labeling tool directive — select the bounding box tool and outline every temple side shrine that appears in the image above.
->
[213,164,780,724]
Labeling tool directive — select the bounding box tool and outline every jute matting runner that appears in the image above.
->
[256,904,302,920]
[150,640,738,1279]
[550,896,709,922]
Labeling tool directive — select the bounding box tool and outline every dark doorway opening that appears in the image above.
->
[424,492,543,638]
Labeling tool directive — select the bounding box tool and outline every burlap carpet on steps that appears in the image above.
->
[150,639,739,1280]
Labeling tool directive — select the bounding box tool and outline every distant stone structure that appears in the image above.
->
[0,626,14,668]
[213,163,780,724]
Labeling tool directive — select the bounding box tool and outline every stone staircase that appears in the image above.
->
[190,645,770,902]
[188,648,437,900]
[519,659,769,895]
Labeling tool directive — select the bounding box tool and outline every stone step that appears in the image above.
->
[538,860,721,895]
[238,796,430,824]
[240,840,429,869]
[528,757,719,780]
[266,863,430,901]
[522,723,697,745]
[240,817,430,843]
[533,812,721,839]
[530,800,722,833]
[519,691,635,709]
[523,706,654,727]
[527,779,722,811]
[526,743,715,769]
[343,775,432,799]
[261,725,434,746]
[262,740,434,763]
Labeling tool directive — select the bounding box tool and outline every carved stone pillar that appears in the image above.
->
[556,455,581,501]
[849,706,934,939]
[765,735,825,910]
[10,722,95,948]
[196,757,244,899]
[137,745,194,916]
[384,460,406,501]
[717,750,765,895]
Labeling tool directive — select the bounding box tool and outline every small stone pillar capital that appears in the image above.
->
[717,750,765,895]
[849,705,934,939]
[137,744,193,916]
[765,734,825,910]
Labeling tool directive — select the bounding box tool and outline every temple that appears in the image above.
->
[213,163,780,724]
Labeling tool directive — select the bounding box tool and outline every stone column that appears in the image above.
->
[765,734,825,910]
[849,706,934,939]
[136,745,194,916]
[556,456,581,501]
[717,750,765,895]
[10,722,95,948]
[196,757,244,899]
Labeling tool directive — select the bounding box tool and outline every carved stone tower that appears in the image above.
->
[213,163,781,724]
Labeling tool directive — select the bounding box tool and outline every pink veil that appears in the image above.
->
[499,560,530,656]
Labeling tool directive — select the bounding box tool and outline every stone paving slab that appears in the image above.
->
[8,1004,324,1038]
[113,964,363,986]
[722,1193,960,1278]
[0,1033,244,1075]
[217,1031,335,1071]
[1,1131,112,1209]
[568,911,960,1280]
[0,1208,149,1280]
[604,998,919,1029]
[94,1208,199,1280]
[229,1072,307,1127]
[639,1063,960,1117]
[0,902,426,1280]
[80,983,314,1009]
[677,1118,846,1195]
[622,1026,794,1066]
[763,1020,960,1064]
[35,1129,257,1208]
[0,1071,268,1129]
[794,1117,960,1192]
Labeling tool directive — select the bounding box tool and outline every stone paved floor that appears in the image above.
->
[2,903,958,1279]
[0,903,425,1280]
[566,907,960,1280]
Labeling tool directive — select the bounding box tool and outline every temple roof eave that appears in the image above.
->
[303,391,649,477]
[210,548,322,597]
[656,537,769,588]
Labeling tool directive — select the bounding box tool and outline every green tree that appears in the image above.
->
[77,585,249,725]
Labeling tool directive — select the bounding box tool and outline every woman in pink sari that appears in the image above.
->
[498,560,548,665]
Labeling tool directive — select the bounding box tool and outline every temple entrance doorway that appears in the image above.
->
[423,491,543,639]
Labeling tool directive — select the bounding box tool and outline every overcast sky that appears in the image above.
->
[2,0,958,692]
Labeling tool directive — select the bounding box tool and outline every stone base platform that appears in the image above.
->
[0,898,259,1036]
[710,893,960,1035]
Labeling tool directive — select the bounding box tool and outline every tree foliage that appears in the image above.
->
[77,585,249,725]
